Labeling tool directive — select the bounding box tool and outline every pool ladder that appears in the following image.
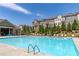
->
[27,44,40,55]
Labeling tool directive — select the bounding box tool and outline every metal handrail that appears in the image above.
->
[27,44,34,53]
[33,45,40,55]
[27,44,40,55]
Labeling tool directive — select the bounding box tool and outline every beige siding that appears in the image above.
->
[33,13,79,32]
[77,14,79,21]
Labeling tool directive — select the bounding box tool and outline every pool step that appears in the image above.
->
[27,44,40,55]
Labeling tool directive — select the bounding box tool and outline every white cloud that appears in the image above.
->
[0,3,32,14]
[36,13,45,18]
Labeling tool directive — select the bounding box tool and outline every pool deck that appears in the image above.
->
[72,37,79,52]
[0,43,47,56]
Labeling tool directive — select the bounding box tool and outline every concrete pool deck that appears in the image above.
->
[72,37,79,52]
[0,43,47,56]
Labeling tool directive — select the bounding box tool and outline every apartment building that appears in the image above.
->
[32,13,79,32]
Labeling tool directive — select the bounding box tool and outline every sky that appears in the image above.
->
[0,3,79,25]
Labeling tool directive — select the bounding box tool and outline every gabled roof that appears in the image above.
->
[62,12,79,17]
[0,19,15,27]
[33,12,79,23]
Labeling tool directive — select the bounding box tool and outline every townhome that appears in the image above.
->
[32,13,79,32]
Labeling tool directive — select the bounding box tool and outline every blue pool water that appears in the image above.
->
[0,36,78,56]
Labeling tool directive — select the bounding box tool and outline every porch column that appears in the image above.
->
[13,29,16,35]
[9,28,10,34]
[0,28,1,36]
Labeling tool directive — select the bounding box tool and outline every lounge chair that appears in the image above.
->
[72,34,75,37]
[64,34,67,37]
[61,34,63,37]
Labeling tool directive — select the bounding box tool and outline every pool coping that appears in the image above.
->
[0,35,78,39]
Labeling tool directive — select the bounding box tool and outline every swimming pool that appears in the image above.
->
[0,36,78,56]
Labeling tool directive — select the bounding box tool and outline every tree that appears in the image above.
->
[44,23,49,35]
[56,25,61,33]
[21,25,26,35]
[74,20,79,30]
[31,27,35,33]
[77,21,79,30]
[48,26,52,34]
[72,20,78,30]
[67,23,72,32]
[38,25,44,34]
[50,27,54,35]
[61,22,66,31]
[53,24,57,33]
[29,26,33,33]
[21,25,31,35]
